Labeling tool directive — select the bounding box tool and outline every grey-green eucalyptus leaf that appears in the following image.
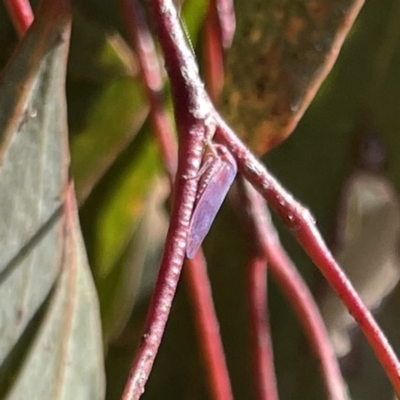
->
[0,4,71,369]
[0,4,104,399]
[5,188,105,400]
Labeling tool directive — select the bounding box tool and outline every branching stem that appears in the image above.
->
[119,0,400,398]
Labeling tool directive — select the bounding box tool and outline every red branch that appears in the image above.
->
[120,1,232,399]
[4,0,34,37]
[203,0,236,102]
[120,124,202,400]
[213,0,235,49]
[120,0,213,393]
[184,253,234,400]
[203,1,225,102]
[119,0,177,179]
[240,180,347,400]
[246,256,279,400]
[216,120,400,397]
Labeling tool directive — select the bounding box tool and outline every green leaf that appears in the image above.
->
[181,0,209,45]
[69,13,149,204]
[0,5,104,399]
[94,134,161,279]
[99,179,168,343]
[5,188,105,400]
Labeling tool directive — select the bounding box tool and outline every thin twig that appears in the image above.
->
[246,255,279,400]
[240,180,347,400]
[234,178,279,400]
[119,0,177,180]
[203,1,225,102]
[3,0,34,37]
[184,253,234,400]
[213,0,235,49]
[216,119,400,397]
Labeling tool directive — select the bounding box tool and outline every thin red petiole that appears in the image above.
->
[4,0,34,37]
[203,1,225,102]
[239,180,347,400]
[184,252,234,400]
[213,0,235,49]
[247,256,279,400]
[119,0,177,180]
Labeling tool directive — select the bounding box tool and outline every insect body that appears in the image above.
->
[186,144,237,259]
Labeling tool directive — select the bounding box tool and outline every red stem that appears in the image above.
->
[266,230,347,400]
[247,256,279,400]
[194,11,235,396]
[119,0,177,179]
[214,0,235,49]
[120,159,198,400]
[120,1,232,399]
[203,1,225,102]
[240,181,347,400]
[216,120,400,397]
[185,253,234,400]
[4,0,34,37]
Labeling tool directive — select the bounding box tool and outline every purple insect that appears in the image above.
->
[186,144,237,259]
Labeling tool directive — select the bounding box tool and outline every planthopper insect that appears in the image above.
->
[186,143,237,259]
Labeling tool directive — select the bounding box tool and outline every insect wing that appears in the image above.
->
[186,149,237,259]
